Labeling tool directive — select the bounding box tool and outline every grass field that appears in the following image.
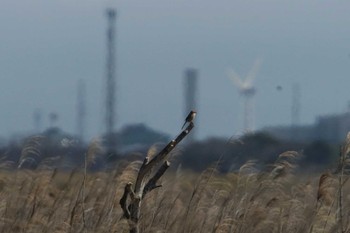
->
[0,148,349,233]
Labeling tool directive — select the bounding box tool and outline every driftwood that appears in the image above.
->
[119,122,194,233]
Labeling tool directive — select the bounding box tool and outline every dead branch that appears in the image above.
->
[119,182,133,219]
[143,160,170,197]
[119,121,194,233]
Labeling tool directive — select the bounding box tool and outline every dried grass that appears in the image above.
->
[0,149,349,233]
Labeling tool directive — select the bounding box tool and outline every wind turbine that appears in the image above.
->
[228,59,262,132]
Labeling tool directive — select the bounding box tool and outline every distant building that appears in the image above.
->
[262,112,350,144]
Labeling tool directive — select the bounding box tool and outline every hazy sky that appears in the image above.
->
[1,0,350,141]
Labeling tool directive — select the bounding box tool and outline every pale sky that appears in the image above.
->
[1,0,350,141]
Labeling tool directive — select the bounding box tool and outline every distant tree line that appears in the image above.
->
[0,125,338,172]
[0,124,170,170]
[178,132,337,172]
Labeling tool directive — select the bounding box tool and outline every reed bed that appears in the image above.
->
[0,150,348,233]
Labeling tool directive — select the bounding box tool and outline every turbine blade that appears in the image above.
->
[245,58,262,85]
[228,69,243,88]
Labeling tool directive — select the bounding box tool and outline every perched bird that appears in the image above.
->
[182,110,197,129]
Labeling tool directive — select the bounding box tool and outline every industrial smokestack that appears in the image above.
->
[184,68,198,142]
[105,8,117,150]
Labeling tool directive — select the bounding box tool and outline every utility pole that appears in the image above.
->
[291,83,301,139]
[77,79,86,142]
[33,109,42,133]
[105,8,117,150]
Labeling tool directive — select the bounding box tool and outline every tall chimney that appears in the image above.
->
[184,68,198,142]
[105,8,117,150]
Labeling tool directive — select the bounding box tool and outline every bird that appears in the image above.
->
[182,110,197,129]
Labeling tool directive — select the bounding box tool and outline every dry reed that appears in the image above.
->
[0,149,349,233]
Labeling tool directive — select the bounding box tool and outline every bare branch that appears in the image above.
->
[119,118,195,233]
[133,123,194,195]
[143,161,170,196]
[119,182,133,219]
[134,157,150,194]
[145,122,194,174]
